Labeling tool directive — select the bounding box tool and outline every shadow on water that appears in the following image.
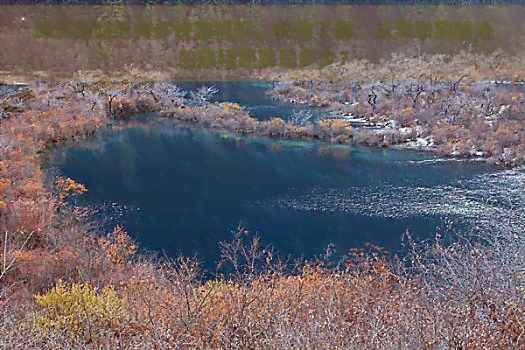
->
[40,82,522,271]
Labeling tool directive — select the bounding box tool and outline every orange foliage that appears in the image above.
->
[11,247,81,292]
[318,118,353,134]
[268,117,285,126]
[100,225,138,266]
[55,177,87,200]
[20,180,44,199]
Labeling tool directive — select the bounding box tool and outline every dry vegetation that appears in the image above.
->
[267,60,525,166]
[1,52,525,348]
[258,48,525,83]
[3,220,525,349]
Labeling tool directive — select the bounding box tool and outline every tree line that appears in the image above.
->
[0,0,520,6]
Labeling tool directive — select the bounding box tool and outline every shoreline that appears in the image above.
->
[265,80,525,167]
[3,80,517,169]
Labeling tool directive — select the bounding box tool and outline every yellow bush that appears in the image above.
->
[317,118,333,128]
[33,279,127,338]
[330,119,352,130]
[221,102,243,112]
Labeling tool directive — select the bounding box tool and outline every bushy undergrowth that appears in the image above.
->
[3,220,525,349]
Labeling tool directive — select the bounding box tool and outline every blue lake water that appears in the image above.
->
[41,82,525,270]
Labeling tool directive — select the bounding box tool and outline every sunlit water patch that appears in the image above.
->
[246,166,525,236]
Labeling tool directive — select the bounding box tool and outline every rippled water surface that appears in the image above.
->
[41,82,525,269]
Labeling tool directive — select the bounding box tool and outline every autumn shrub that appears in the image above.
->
[0,229,36,300]
[264,76,525,165]
[6,74,525,348]
[197,103,257,133]
[351,130,384,147]
[292,125,314,138]
[399,223,525,349]
[310,95,330,107]
[99,225,138,266]
[12,247,81,294]
[231,116,259,134]
[263,117,289,137]
[16,88,36,103]
[391,107,416,126]
[221,102,244,113]
[2,199,54,245]
[317,118,353,142]
[3,216,525,349]
[33,279,130,342]
[109,97,134,117]
[169,107,200,122]
[55,177,87,201]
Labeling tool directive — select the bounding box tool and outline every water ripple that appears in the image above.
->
[246,167,525,234]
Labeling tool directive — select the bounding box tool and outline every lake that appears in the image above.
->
[41,82,525,271]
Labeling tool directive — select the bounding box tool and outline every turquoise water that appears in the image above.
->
[41,82,525,270]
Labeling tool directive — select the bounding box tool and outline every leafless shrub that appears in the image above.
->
[187,86,219,107]
[98,87,126,115]
[149,82,186,109]
[271,81,294,95]
[352,129,384,146]
[0,230,34,308]
[400,221,525,348]
[361,81,386,114]
[290,109,314,126]
[77,90,106,112]
[218,222,286,284]
[471,81,497,99]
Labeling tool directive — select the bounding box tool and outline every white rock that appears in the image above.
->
[399,127,413,135]
[385,119,400,130]
[498,105,510,115]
